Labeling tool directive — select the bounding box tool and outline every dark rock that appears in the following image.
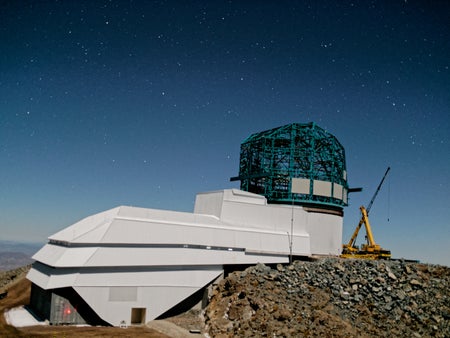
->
[203,259,450,338]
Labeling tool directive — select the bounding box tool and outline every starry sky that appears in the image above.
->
[1,1,449,266]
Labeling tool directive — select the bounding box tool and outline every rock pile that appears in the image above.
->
[203,258,450,337]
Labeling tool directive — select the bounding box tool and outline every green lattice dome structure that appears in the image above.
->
[231,122,349,210]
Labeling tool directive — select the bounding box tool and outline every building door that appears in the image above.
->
[131,307,146,324]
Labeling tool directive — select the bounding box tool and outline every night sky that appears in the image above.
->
[1,1,449,265]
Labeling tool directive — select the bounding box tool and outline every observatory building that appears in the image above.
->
[27,122,349,326]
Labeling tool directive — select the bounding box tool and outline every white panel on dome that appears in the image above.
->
[313,180,332,197]
[333,183,343,200]
[291,178,310,194]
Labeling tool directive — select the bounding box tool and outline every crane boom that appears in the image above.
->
[366,166,390,214]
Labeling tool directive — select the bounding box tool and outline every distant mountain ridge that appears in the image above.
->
[0,240,42,271]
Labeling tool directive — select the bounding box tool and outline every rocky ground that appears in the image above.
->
[203,258,450,337]
[0,266,30,295]
[1,259,449,337]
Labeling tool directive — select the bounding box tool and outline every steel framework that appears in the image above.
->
[231,122,348,209]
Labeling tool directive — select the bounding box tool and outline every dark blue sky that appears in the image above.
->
[1,1,449,265]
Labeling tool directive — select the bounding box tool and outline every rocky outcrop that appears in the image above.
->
[203,258,450,337]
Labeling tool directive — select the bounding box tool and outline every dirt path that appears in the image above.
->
[146,320,202,338]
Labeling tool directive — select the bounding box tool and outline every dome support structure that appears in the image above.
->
[231,122,349,210]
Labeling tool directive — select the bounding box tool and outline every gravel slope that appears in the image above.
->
[203,258,450,337]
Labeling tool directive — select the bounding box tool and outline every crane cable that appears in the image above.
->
[387,171,391,222]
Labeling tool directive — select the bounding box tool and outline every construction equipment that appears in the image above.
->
[341,167,391,260]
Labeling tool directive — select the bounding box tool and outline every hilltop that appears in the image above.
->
[203,258,450,337]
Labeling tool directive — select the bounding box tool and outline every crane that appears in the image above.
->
[341,167,392,260]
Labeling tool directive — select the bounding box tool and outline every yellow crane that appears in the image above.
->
[341,167,391,260]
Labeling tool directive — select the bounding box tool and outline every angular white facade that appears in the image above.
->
[27,189,342,326]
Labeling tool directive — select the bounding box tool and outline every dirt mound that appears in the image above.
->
[203,259,450,337]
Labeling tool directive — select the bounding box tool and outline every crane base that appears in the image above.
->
[341,250,391,260]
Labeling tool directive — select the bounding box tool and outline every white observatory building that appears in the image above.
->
[27,123,349,326]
